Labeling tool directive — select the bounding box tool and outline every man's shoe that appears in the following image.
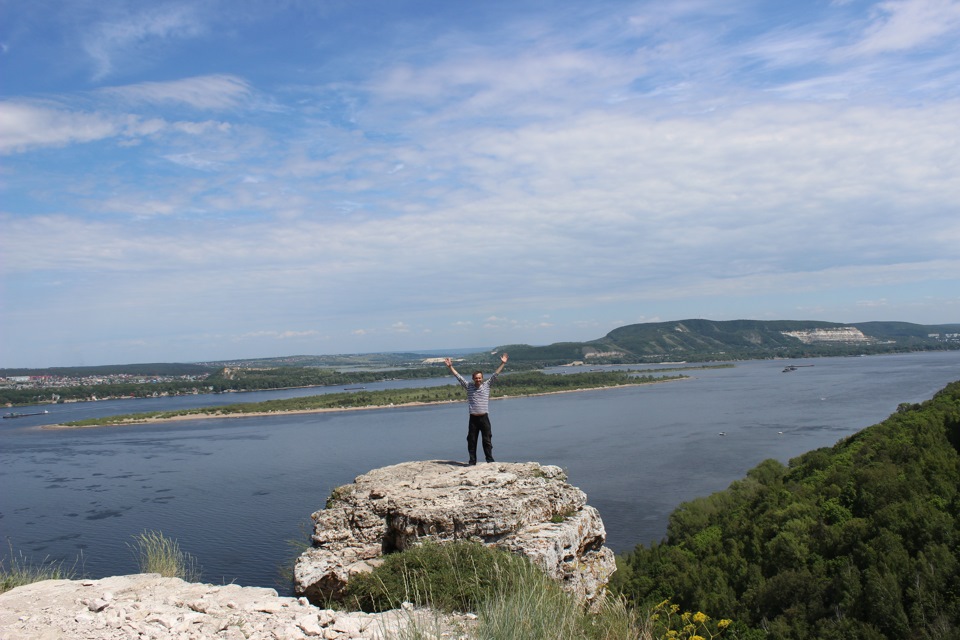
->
[485,458,495,463]
[468,460,477,466]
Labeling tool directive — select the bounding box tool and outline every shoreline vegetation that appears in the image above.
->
[48,369,705,429]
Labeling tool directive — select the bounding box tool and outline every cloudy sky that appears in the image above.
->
[2,0,959,367]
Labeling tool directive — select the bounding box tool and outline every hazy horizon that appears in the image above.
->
[5,317,960,369]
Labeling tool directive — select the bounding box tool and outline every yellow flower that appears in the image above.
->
[693,611,708,624]
[691,636,706,640]
[718,619,732,630]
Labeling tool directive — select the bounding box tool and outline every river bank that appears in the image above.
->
[42,377,688,429]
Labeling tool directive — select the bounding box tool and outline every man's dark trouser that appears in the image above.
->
[467,413,494,463]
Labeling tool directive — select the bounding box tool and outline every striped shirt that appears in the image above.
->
[454,372,499,415]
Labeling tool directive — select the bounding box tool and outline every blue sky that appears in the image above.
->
[2,0,959,367]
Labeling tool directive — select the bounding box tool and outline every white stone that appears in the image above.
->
[297,614,325,636]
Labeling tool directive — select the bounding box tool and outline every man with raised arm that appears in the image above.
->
[444,352,508,465]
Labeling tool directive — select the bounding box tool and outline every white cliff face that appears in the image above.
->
[781,327,872,343]
[294,460,616,609]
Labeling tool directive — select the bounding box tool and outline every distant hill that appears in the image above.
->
[0,362,216,377]
[613,380,960,638]
[495,319,960,364]
[3,321,957,374]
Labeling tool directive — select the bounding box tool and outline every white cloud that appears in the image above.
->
[0,100,234,154]
[278,330,321,339]
[83,4,206,80]
[162,152,223,171]
[0,101,118,153]
[851,0,960,55]
[99,75,253,110]
[856,298,890,308]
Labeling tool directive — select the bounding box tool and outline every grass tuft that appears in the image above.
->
[0,545,78,594]
[342,540,650,639]
[129,530,201,582]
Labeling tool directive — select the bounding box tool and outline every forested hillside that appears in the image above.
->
[613,380,960,639]
[500,319,960,364]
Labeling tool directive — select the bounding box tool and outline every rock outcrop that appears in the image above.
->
[0,461,616,639]
[294,460,616,609]
[0,574,472,639]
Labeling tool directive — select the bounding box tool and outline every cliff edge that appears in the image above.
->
[0,574,471,639]
[294,460,616,609]
[0,460,616,639]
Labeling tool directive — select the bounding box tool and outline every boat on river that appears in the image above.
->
[3,410,50,419]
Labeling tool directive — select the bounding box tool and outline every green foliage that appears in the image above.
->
[343,541,536,613]
[614,381,960,639]
[342,541,651,639]
[129,530,201,582]
[503,320,960,364]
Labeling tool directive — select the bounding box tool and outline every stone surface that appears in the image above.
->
[294,460,616,608]
[0,574,471,640]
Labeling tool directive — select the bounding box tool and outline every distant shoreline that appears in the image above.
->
[42,378,688,430]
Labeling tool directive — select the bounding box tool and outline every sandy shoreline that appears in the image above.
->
[43,379,687,430]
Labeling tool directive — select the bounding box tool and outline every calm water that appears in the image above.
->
[2,352,958,594]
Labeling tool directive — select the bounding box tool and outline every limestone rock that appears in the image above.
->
[294,460,616,608]
[0,574,471,640]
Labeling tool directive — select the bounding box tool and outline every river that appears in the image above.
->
[1,351,958,594]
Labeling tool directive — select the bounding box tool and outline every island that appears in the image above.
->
[50,369,694,428]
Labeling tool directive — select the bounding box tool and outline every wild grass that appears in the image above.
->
[0,545,79,594]
[129,530,201,582]
[341,541,650,640]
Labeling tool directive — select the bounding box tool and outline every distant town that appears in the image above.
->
[1,373,208,388]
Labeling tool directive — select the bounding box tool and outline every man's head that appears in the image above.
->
[472,371,483,386]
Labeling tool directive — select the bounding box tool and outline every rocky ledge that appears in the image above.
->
[0,574,472,640]
[294,460,616,609]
